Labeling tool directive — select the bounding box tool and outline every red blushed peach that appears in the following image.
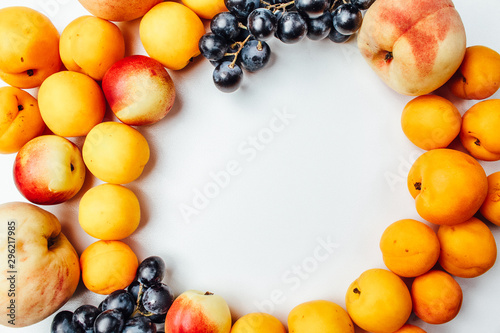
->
[77,0,163,22]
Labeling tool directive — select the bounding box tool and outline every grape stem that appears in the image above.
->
[130,282,154,318]
[227,34,252,69]
[261,0,295,13]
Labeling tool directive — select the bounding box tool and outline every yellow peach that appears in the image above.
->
[231,312,286,333]
[60,16,125,81]
[480,171,500,226]
[0,6,61,88]
[38,71,106,137]
[287,300,354,333]
[0,86,45,154]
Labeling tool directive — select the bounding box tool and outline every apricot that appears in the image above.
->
[140,2,205,70]
[480,171,500,226]
[438,217,497,278]
[78,183,141,240]
[80,240,138,295]
[411,270,462,325]
[0,86,45,154]
[231,312,286,333]
[407,148,488,225]
[287,300,354,333]
[449,45,500,100]
[78,0,163,22]
[380,219,440,278]
[401,95,462,150]
[60,16,125,81]
[345,268,412,333]
[38,71,106,137]
[0,6,61,88]
[182,0,227,19]
[460,99,500,161]
[82,121,150,184]
[393,324,427,333]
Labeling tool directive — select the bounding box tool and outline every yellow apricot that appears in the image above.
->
[231,313,286,333]
[287,300,354,333]
[480,171,500,226]
[182,0,227,19]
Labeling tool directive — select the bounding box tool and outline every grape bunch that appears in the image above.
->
[199,0,376,92]
[51,256,173,333]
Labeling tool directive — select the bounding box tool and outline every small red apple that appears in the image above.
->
[102,55,176,126]
[165,290,232,333]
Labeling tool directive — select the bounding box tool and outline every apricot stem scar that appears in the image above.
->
[414,182,422,191]
[384,52,393,62]
[205,291,214,295]
[27,69,34,76]
[18,105,24,111]
[474,138,481,146]
[353,288,361,295]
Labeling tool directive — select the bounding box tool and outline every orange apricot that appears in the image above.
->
[393,324,427,333]
[480,171,500,225]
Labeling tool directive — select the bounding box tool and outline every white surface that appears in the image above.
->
[1,0,500,332]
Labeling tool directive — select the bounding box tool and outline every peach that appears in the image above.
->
[460,99,500,161]
[438,217,497,278]
[287,300,354,333]
[60,16,125,81]
[401,95,462,150]
[182,0,228,19]
[448,45,500,100]
[38,71,106,137]
[407,148,488,225]
[77,0,163,22]
[80,240,139,295]
[345,268,412,333]
[357,0,466,95]
[140,2,206,70]
[232,312,286,333]
[0,86,45,154]
[0,6,61,88]
[411,270,462,324]
[380,219,440,278]
[480,171,500,226]
[79,183,141,240]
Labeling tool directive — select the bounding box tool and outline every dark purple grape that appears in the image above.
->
[72,305,100,332]
[141,283,174,315]
[305,11,332,40]
[247,8,277,41]
[94,309,125,333]
[295,0,329,18]
[122,316,156,333]
[127,280,142,302]
[199,33,230,61]
[136,256,166,287]
[148,311,168,324]
[213,61,244,93]
[210,43,240,67]
[240,39,271,72]
[100,290,136,318]
[327,25,351,43]
[276,11,308,44]
[332,3,362,35]
[51,311,84,333]
[224,0,261,19]
[211,12,241,40]
[351,0,376,10]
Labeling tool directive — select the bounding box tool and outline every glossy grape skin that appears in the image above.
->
[141,283,175,315]
[122,316,157,333]
[224,0,261,19]
[332,3,363,35]
[51,311,84,333]
[305,11,332,40]
[211,12,241,40]
[295,0,329,18]
[100,289,136,318]
[213,61,244,93]
[210,43,240,67]
[247,8,277,41]
[240,39,271,72]
[351,0,376,10]
[199,33,230,61]
[127,280,142,301]
[93,309,125,333]
[327,25,351,43]
[276,11,308,44]
[73,305,100,332]
[136,256,166,287]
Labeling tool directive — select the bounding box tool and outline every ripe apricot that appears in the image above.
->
[449,45,500,100]
[80,240,138,295]
[411,270,462,325]
[460,99,500,161]
[437,217,497,278]
[480,171,500,225]
[60,16,125,81]
[182,0,227,19]
[345,268,412,333]
[287,300,354,333]
[0,86,45,154]
[0,6,61,88]
[407,148,488,225]
[401,95,461,150]
[77,0,163,22]
[393,324,427,333]
[380,219,440,278]
[231,312,286,333]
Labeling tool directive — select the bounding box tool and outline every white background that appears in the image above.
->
[1,0,500,332]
